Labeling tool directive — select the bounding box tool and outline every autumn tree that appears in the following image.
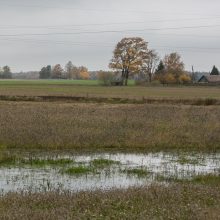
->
[179,74,192,84]
[210,65,219,75]
[52,64,64,79]
[65,61,80,79]
[79,66,89,80]
[163,52,185,82]
[109,37,149,86]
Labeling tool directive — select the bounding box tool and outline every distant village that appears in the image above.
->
[6,65,220,86]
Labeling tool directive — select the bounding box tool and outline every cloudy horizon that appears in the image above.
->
[0,0,220,72]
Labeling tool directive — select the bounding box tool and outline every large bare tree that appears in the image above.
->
[109,37,149,86]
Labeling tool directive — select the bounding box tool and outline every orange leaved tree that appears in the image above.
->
[109,37,149,86]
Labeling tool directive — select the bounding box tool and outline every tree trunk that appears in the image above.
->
[125,69,129,86]
[121,69,125,85]
[149,72,152,83]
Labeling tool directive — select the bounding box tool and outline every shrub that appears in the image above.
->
[98,71,114,86]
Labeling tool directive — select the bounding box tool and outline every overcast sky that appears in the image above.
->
[0,0,220,72]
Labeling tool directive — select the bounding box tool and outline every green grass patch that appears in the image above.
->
[156,173,220,185]
[90,158,121,168]
[121,167,151,177]
[0,154,17,166]
[20,158,73,167]
[62,166,94,176]
[0,153,74,167]
[191,174,220,185]
[174,155,204,165]
[0,79,135,86]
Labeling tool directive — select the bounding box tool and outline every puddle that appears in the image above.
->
[0,152,219,193]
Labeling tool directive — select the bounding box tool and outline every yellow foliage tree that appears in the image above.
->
[79,66,89,80]
[179,74,191,84]
[109,37,149,86]
[164,73,176,84]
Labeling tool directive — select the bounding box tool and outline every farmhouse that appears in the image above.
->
[198,75,220,84]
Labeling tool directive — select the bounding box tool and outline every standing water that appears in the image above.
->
[0,152,219,193]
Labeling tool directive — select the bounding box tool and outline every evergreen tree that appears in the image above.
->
[155,60,165,74]
[2,66,12,79]
[210,65,219,75]
[39,65,51,79]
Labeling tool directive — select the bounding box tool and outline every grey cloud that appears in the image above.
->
[0,0,220,72]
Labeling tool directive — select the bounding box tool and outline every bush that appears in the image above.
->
[98,71,114,86]
[179,74,191,84]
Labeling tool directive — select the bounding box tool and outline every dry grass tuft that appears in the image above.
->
[0,101,219,151]
[0,183,219,220]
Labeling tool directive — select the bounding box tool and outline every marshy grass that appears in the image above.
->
[90,158,121,168]
[20,158,74,167]
[121,167,151,177]
[0,153,74,168]
[174,155,204,165]
[0,183,219,220]
[62,166,94,176]
[190,174,220,185]
[61,158,121,176]
[0,154,17,166]
[156,173,220,186]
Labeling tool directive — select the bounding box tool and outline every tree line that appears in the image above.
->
[0,66,12,79]
[108,37,219,86]
[39,62,89,80]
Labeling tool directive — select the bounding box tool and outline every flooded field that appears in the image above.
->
[0,152,219,193]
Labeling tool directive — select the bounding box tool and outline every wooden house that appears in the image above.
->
[198,75,220,84]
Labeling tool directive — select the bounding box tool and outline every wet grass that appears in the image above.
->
[0,154,17,166]
[121,167,151,177]
[0,153,74,167]
[174,155,205,165]
[190,174,220,185]
[156,174,185,183]
[0,183,219,220]
[90,158,121,168]
[20,158,73,167]
[156,173,220,186]
[62,166,94,176]
[61,158,122,176]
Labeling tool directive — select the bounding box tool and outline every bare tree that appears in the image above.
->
[52,64,64,79]
[143,50,159,82]
[65,61,74,79]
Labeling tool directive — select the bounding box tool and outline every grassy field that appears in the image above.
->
[0,79,219,100]
[0,181,219,220]
[0,80,219,219]
[0,101,219,151]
